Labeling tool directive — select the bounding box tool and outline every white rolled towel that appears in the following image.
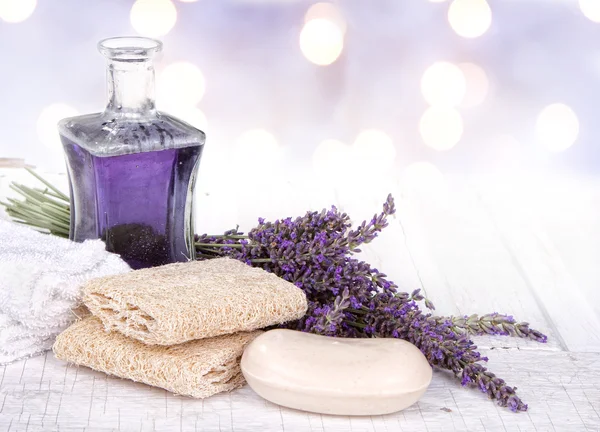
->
[0,220,130,364]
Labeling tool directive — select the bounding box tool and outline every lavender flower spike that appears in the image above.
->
[448,313,548,343]
[461,363,528,412]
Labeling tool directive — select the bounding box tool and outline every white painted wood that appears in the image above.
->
[0,350,598,431]
[401,186,565,351]
[476,176,600,352]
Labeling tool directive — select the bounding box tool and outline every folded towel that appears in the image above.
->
[0,313,60,349]
[0,307,90,364]
[0,220,130,364]
[0,314,55,364]
[54,316,262,398]
[0,338,54,365]
[83,257,308,345]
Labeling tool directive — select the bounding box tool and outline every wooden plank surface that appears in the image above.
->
[0,350,598,432]
[476,176,600,352]
[1,169,599,430]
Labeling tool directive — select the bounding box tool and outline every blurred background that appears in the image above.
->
[2,0,599,241]
[0,0,599,350]
[0,0,598,178]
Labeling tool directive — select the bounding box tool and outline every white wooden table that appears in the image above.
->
[1,167,599,431]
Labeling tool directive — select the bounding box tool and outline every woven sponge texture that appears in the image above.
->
[53,317,261,398]
[83,258,307,345]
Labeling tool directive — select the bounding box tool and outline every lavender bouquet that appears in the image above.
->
[3,173,546,412]
[195,195,546,412]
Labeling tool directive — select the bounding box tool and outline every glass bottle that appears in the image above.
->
[58,37,205,269]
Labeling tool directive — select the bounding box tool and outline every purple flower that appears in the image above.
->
[461,373,472,386]
[315,231,327,246]
[195,194,544,412]
[350,296,362,309]
[479,379,487,392]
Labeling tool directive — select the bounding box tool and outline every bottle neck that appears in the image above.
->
[105,59,156,116]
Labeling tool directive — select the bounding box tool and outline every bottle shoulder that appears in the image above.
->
[58,111,205,157]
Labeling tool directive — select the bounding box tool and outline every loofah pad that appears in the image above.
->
[53,316,262,398]
[83,257,308,345]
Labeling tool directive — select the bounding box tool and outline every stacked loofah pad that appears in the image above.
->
[82,258,308,345]
[53,258,308,399]
[54,317,262,398]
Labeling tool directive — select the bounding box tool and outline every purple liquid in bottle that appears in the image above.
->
[63,138,202,269]
[59,37,205,269]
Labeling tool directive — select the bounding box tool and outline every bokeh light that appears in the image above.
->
[579,0,600,23]
[352,129,396,172]
[0,0,36,23]
[419,107,463,151]
[37,103,78,150]
[421,62,466,107]
[312,139,352,180]
[448,0,492,39]
[458,62,489,108]
[158,62,206,108]
[299,19,344,66]
[234,129,280,167]
[166,106,208,132]
[304,3,347,34]
[130,0,177,38]
[535,103,579,152]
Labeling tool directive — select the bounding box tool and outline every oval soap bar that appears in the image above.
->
[241,329,432,416]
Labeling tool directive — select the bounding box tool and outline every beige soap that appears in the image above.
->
[241,329,432,416]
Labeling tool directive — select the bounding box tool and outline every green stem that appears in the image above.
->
[249,258,272,263]
[206,234,248,239]
[10,204,68,228]
[197,246,227,255]
[345,321,367,329]
[12,218,69,236]
[194,243,244,248]
[40,199,70,213]
[25,168,69,201]
[347,308,368,315]
[9,184,69,219]
[36,192,70,209]
[38,188,69,203]
[195,252,222,259]
[9,184,46,203]
[6,205,48,223]
[40,203,70,223]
